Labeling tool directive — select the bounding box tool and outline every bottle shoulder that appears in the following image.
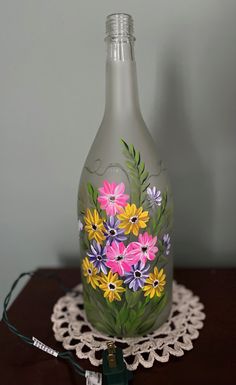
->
[88,115,160,161]
[79,116,171,195]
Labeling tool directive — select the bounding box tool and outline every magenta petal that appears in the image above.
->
[98,187,105,194]
[106,260,112,268]
[129,254,140,264]
[110,182,116,194]
[126,243,134,253]
[98,196,108,205]
[118,242,125,254]
[114,204,123,213]
[152,235,157,244]
[105,204,116,216]
[110,205,117,216]
[121,261,132,273]
[106,260,117,272]
[118,264,125,276]
[140,257,147,268]
[142,232,148,243]
[148,252,156,261]
[115,197,124,205]
[114,182,125,195]
[103,180,112,194]
[99,202,108,210]
[115,197,128,206]
[106,245,115,259]
[112,241,120,254]
[127,242,139,252]
[149,237,157,247]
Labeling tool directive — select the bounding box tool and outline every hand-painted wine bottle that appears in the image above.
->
[77,13,173,337]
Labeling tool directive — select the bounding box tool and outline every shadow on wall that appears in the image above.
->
[151,50,214,267]
[58,253,80,267]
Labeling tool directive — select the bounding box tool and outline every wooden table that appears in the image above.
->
[0,268,235,385]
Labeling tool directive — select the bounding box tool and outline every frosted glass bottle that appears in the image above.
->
[77,13,173,337]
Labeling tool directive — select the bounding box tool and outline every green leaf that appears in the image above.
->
[87,182,100,213]
[137,319,156,335]
[83,284,122,334]
[120,138,129,151]
[126,160,134,170]
[105,298,120,316]
[158,255,168,267]
[117,302,129,324]
[125,290,142,308]
[87,182,94,195]
[144,295,151,304]
[140,170,149,184]
[121,140,151,207]
[135,150,141,165]
[135,293,168,334]
[139,161,145,174]
[92,322,114,335]
[129,143,136,157]
[81,233,89,250]
[142,181,150,192]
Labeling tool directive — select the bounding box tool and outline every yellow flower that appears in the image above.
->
[99,270,126,302]
[143,267,166,298]
[117,203,149,236]
[82,257,100,289]
[84,208,105,244]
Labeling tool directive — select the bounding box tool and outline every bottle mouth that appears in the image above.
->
[106,13,135,40]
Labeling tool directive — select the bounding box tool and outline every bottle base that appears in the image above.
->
[83,281,172,338]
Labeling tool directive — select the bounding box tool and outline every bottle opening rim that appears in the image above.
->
[106,13,135,39]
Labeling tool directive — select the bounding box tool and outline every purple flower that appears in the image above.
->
[124,261,150,291]
[163,233,171,255]
[104,216,127,244]
[78,219,83,234]
[87,241,108,274]
[147,186,162,207]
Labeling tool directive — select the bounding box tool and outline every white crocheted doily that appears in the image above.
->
[51,281,205,370]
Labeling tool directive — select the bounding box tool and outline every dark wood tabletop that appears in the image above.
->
[0,267,235,385]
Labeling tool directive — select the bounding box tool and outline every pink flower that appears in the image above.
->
[128,232,158,267]
[106,241,139,276]
[97,180,129,216]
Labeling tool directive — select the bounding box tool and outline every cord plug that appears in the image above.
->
[102,342,133,385]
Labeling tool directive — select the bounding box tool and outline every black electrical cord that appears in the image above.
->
[1,270,86,377]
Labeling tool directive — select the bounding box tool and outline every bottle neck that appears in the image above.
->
[103,38,141,120]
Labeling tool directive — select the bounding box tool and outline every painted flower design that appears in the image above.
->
[147,186,162,207]
[124,261,150,291]
[98,180,129,216]
[77,138,173,336]
[84,208,105,244]
[87,241,107,274]
[106,241,138,276]
[104,216,127,244]
[117,203,149,236]
[163,233,171,255]
[82,257,100,289]
[143,267,166,298]
[128,232,158,267]
[99,270,126,302]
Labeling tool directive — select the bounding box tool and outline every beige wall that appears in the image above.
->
[1,0,236,304]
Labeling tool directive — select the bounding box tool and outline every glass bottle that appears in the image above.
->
[77,13,173,337]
